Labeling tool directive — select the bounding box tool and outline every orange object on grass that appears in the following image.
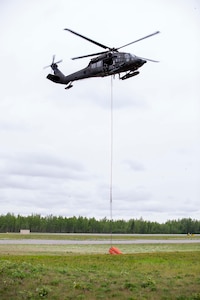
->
[109,246,122,254]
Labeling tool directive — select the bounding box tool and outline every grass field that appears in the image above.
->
[0,234,200,299]
[1,233,200,240]
[0,243,200,255]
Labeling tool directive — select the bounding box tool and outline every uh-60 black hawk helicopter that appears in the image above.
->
[45,28,160,89]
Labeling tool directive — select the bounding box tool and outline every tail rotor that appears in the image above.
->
[43,55,63,71]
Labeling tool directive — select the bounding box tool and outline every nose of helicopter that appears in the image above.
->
[136,57,146,66]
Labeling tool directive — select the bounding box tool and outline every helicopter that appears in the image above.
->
[45,28,160,89]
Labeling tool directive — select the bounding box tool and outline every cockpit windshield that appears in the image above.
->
[125,53,137,62]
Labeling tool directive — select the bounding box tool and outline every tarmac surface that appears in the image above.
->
[0,239,200,245]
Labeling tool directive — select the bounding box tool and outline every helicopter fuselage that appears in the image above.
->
[45,28,159,89]
[47,52,146,88]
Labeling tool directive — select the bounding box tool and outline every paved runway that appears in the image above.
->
[0,239,200,245]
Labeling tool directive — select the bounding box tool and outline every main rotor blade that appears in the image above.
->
[117,31,160,50]
[64,28,110,50]
[72,51,109,60]
[138,56,159,63]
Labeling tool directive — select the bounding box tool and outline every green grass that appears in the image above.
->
[1,233,200,240]
[0,243,200,255]
[1,234,200,299]
[1,252,200,300]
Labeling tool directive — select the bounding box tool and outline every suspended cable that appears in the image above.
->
[110,75,113,246]
[108,77,123,255]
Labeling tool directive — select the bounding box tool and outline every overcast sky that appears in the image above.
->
[0,0,200,222]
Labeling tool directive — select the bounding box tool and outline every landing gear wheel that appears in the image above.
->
[65,84,73,89]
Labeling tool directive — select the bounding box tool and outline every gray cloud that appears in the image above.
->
[0,0,199,222]
[123,159,146,172]
[1,151,87,180]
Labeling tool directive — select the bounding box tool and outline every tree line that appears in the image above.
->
[0,213,199,234]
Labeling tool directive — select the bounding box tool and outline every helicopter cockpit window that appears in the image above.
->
[90,61,102,69]
[130,54,137,60]
[125,53,131,62]
[115,53,124,63]
[97,61,102,67]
